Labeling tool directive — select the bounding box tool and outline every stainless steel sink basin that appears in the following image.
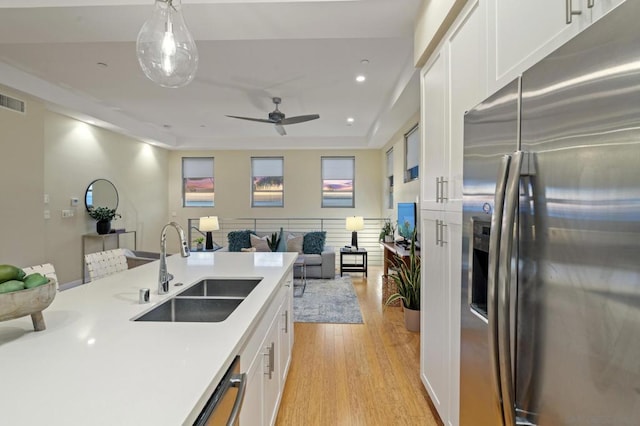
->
[134,297,244,322]
[176,278,262,298]
[133,277,263,323]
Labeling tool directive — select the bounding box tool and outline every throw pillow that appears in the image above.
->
[250,234,271,252]
[228,230,253,252]
[286,234,303,254]
[303,231,326,254]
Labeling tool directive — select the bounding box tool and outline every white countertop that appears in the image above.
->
[0,251,296,426]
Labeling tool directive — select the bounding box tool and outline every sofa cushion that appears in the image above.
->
[250,234,271,252]
[228,230,253,252]
[303,231,326,254]
[298,253,322,266]
[286,234,303,254]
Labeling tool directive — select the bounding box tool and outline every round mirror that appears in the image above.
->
[85,179,119,211]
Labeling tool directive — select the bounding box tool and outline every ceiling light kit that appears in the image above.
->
[346,117,355,125]
[136,0,199,88]
[355,75,366,83]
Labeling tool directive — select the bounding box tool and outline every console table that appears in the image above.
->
[380,241,419,276]
[82,231,137,283]
[340,248,368,277]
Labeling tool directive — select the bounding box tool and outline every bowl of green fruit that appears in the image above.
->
[0,264,57,331]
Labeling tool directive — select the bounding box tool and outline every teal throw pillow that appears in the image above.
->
[303,231,326,254]
[228,230,253,252]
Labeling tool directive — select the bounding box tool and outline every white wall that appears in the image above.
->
[44,112,169,284]
[0,85,46,268]
[380,112,421,226]
[167,149,382,245]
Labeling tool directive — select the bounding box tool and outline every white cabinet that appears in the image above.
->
[419,1,486,425]
[421,0,487,213]
[488,0,590,92]
[420,210,462,426]
[239,271,294,426]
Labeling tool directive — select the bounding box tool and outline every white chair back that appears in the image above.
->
[84,249,129,282]
[22,263,58,290]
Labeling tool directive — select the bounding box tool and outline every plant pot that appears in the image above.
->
[384,235,394,243]
[403,306,420,332]
[196,243,203,251]
[96,220,111,235]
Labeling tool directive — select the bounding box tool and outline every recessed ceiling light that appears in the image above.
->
[163,124,172,129]
[346,117,355,125]
[361,59,370,65]
[96,62,108,68]
[355,75,366,83]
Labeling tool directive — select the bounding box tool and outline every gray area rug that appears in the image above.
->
[293,275,364,324]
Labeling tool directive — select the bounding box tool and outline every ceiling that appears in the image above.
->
[0,0,421,150]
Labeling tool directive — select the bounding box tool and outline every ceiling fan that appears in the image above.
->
[226,97,320,136]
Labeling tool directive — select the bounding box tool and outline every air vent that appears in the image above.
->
[0,93,26,113]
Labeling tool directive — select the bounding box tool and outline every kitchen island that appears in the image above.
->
[0,251,297,425]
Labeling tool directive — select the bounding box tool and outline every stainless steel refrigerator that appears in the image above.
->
[461,1,640,425]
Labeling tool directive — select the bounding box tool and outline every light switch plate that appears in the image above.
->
[44,210,50,219]
[44,194,50,204]
[71,197,79,207]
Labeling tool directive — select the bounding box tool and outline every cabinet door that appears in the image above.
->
[443,210,462,426]
[239,352,264,426]
[420,210,448,418]
[488,0,590,92]
[420,50,448,211]
[591,0,625,21]
[278,287,293,383]
[263,315,281,426]
[446,0,487,211]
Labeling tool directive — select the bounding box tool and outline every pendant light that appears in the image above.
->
[136,0,199,88]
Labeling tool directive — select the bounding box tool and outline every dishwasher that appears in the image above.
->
[193,356,247,426]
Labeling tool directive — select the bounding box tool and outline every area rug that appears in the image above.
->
[293,275,364,324]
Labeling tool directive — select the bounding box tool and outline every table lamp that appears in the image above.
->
[345,216,364,249]
[199,216,219,250]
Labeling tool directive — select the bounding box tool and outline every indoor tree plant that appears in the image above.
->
[385,229,420,331]
[88,206,121,235]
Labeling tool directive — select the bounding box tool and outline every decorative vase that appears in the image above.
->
[403,306,420,332]
[96,220,111,235]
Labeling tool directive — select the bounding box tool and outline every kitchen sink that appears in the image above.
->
[134,297,244,322]
[133,277,263,323]
[177,278,262,298]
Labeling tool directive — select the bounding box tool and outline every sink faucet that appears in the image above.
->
[158,222,190,295]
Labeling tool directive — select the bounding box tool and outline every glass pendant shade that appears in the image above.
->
[136,0,198,88]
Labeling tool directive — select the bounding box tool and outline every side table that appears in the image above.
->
[340,248,368,277]
[293,256,307,297]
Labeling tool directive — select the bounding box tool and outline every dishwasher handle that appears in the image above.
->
[226,373,247,426]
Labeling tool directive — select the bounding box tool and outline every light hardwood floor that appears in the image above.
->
[276,266,443,426]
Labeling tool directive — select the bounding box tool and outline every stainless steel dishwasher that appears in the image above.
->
[193,356,246,426]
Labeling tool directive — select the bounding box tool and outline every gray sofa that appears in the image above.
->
[220,230,336,279]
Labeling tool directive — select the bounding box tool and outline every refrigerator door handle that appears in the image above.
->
[498,150,528,426]
[487,154,512,424]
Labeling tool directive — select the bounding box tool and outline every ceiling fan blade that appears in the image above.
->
[279,114,320,125]
[225,115,275,124]
[275,124,287,136]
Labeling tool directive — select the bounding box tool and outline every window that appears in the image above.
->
[182,157,214,207]
[252,157,284,207]
[404,124,419,182]
[386,148,394,209]
[321,156,355,208]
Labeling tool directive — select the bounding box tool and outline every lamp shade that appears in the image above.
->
[199,216,219,232]
[345,216,364,231]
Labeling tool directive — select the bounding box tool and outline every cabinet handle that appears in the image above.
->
[435,220,440,246]
[566,0,582,24]
[264,342,275,380]
[440,177,448,202]
[440,221,447,247]
[282,310,289,334]
[435,177,441,202]
[587,0,594,8]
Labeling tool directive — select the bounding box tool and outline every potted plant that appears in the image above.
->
[266,231,281,252]
[195,237,204,251]
[88,206,121,235]
[379,219,396,243]
[385,229,420,331]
